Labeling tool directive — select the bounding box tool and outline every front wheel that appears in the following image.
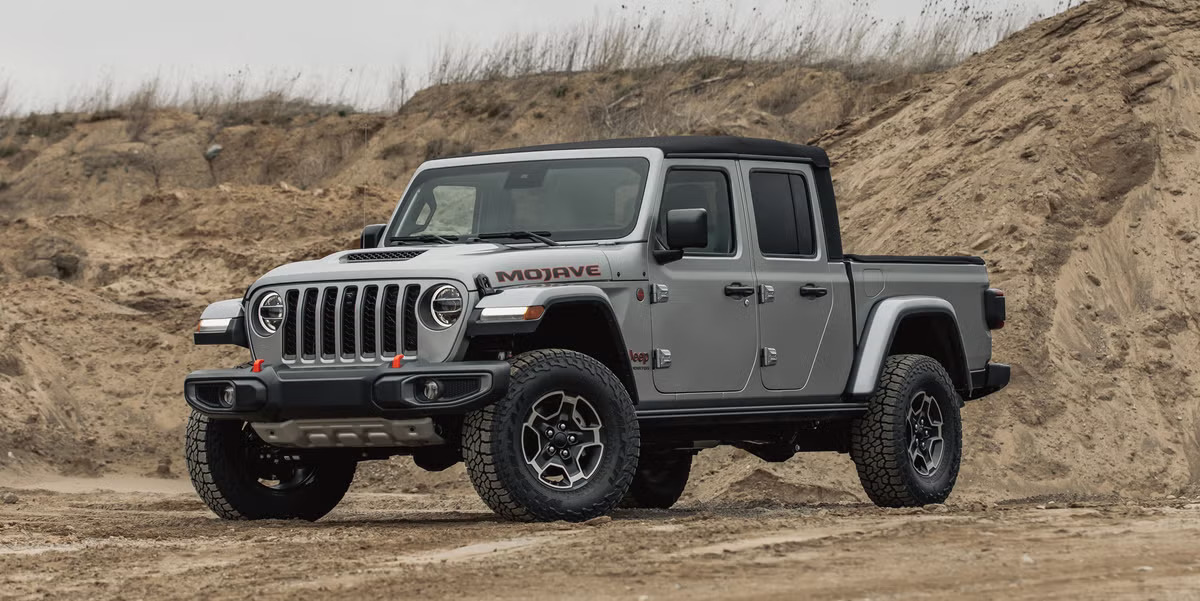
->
[185,411,357,520]
[850,354,962,507]
[463,349,640,522]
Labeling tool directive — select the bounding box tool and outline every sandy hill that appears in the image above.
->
[0,0,1197,502]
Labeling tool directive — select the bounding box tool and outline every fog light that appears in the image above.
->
[219,384,236,408]
[422,379,442,402]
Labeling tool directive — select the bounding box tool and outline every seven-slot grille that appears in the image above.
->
[281,283,421,362]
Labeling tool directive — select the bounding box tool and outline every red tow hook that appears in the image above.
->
[391,354,405,368]
[251,359,265,373]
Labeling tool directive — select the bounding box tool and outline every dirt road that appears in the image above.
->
[2,479,1199,600]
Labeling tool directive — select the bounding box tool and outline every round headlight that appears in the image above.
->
[256,292,285,335]
[428,285,463,329]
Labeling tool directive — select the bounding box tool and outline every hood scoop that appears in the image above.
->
[344,249,427,263]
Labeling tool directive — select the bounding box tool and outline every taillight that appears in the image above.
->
[985,289,1006,329]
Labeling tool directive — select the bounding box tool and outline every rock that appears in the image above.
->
[1136,566,1154,572]
[1180,231,1198,243]
[204,144,223,161]
[278,181,297,193]
[155,457,172,477]
[583,515,613,527]
[1022,553,1035,565]
[2,493,17,504]
[18,236,86,280]
[971,233,995,250]
[1086,273,1101,286]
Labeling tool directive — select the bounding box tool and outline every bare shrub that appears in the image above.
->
[122,78,161,140]
[0,77,12,119]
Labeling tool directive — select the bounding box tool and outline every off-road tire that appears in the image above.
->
[623,450,692,509]
[462,349,640,522]
[850,354,962,507]
[185,410,357,521]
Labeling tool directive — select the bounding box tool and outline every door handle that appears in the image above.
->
[724,283,755,298]
[800,284,828,298]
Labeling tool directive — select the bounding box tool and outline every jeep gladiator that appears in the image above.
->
[184,136,1009,521]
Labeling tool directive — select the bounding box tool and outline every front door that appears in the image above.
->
[648,162,758,394]
[741,162,835,391]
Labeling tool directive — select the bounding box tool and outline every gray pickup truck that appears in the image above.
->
[184,136,1008,521]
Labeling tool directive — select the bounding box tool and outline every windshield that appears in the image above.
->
[387,157,650,244]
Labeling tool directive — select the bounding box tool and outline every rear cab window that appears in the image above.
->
[748,171,817,257]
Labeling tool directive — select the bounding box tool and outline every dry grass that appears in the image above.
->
[426,0,1076,85]
[0,0,1084,128]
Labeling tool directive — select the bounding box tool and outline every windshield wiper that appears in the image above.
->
[388,234,459,245]
[469,230,560,246]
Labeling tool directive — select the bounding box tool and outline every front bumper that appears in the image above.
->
[184,360,510,422]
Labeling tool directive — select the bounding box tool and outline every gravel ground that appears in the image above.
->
[2,479,1199,600]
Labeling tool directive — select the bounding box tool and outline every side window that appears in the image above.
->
[659,169,735,255]
[789,174,816,256]
[748,171,816,256]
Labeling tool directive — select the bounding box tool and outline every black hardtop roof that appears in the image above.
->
[462,136,830,168]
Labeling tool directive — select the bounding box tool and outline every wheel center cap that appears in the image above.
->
[551,432,569,447]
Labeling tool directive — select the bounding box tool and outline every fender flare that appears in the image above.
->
[847,296,970,397]
[465,285,637,400]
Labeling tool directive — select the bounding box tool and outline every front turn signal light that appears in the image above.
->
[479,306,545,322]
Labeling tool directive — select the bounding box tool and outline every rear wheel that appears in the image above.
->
[185,410,357,520]
[850,354,962,507]
[463,349,640,522]
[624,450,692,509]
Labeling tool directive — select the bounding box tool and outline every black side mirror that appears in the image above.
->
[654,208,708,264]
[360,224,386,249]
[666,208,708,249]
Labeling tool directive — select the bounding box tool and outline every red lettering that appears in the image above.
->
[586,265,602,277]
[496,270,523,283]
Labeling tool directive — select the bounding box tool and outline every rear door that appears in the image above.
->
[740,162,835,392]
[648,161,758,394]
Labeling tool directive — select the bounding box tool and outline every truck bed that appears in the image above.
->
[843,256,993,373]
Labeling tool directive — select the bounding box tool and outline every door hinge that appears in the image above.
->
[653,349,672,369]
[650,283,670,304]
[761,347,778,367]
[759,284,775,304]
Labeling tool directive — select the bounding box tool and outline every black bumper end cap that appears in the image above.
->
[967,363,1010,400]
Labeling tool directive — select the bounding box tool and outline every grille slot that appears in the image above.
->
[276,282,425,364]
[283,290,299,359]
[381,285,400,355]
[301,289,318,358]
[321,287,337,358]
[340,286,358,358]
[402,284,420,354]
[345,250,426,262]
[361,285,379,357]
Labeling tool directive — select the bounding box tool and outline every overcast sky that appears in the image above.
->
[1,0,1080,112]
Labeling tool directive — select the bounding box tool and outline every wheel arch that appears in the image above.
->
[847,296,971,399]
[464,286,638,404]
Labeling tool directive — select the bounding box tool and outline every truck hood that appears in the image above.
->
[249,243,616,293]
